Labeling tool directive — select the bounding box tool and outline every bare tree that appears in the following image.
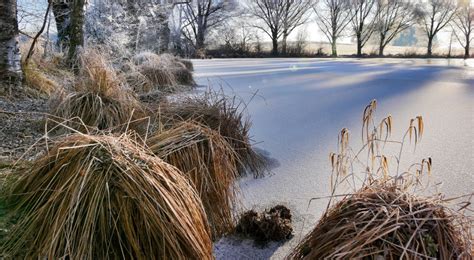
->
[416,0,457,56]
[254,33,263,54]
[349,0,377,56]
[52,0,72,49]
[247,0,286,56]
[452,0,473,58]
[313,0,353,57]
[375,0,415,56]
[281,0,312,55]
[181,0,236,52]
[51,0,86,64]
[25,0,52,66]
[220,23,238,52]
[0,0,22,86]
[67,0,86,66]
[291,27,309,55]
[236,25,256,53]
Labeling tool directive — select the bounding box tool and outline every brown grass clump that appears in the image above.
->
[159,91,265,177]
[19,41,70,96]
[288,100,472,259]
[236,205,293,244]
[2,133,213,259]
[52,49,143,132]
[22,63,60,96]
[126,52,194,93]
[147,121,239,239]
[172,62,195,86]
[289,181,472,259]
[180,58,194,71]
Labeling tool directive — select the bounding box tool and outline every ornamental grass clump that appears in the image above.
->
[2,133,213,259]
[52,49,143,132]
[288,100,472,259]
[147,121,239,239]
[289,182,472,259]
[126,52,194,93]
[159,90,265,178]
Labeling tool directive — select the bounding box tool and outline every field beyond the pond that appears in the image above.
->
[193,58,474,259]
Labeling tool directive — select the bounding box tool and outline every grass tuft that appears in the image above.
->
[288,182,472,259]
[1,133,213,259]
[158,90,266,178]
[288,100,472,259]
[147,121,239,239]
[52,49,144,132]
[125,52,195,94]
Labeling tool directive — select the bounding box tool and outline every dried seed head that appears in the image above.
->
[416,116,424,140]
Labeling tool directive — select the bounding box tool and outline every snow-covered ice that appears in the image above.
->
[193,58,474,259]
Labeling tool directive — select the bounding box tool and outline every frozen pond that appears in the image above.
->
[193,58,474,259]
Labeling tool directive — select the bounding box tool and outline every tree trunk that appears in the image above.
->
[67,0,85,68]
[331,37,337,57]
[196,32,205,51]
[157,8,170,54]
[282,33,288,55]
[52,0,72,50]
[427,37,433,57]
[0,0,22,87]
[465,40,470,59]
[124,0,140,53]
[271,32,279,56]
[357,43,362,57]
[195,19,206,52]
[195,15,206,52]
[356,34,362,57]
[378,34,385,56]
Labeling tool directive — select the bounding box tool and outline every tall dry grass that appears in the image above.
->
[19,41,71,96]
[125,52,195,93]
[52,49,144,132]
[158,90,265,177]
[288,100,472,259]
[2,133,213,259]
[147,121,239,239]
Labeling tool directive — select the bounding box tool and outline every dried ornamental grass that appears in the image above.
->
[156,54,194,85]
[171,62,195,86]
[160,91,265,177]
[52,49,143,131]
[288,100,472,259]
[126,52,194,93]
[19,41,70,96]
[288,181,472,259]
[180,59,194,71]
[2,133,213,259]
[23,63,60,96]
[147,121,239,239]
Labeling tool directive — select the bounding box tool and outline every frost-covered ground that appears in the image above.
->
[193,58,474,259]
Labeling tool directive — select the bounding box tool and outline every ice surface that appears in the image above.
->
[193,58,474,259]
